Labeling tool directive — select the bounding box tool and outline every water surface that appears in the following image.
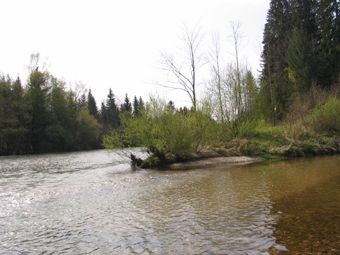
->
[0,150,339,254]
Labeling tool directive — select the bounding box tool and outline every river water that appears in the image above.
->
[0,150,339,254]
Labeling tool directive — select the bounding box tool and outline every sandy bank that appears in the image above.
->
[166,156,264,170]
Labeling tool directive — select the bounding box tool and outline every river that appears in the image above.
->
[0,150,339,254]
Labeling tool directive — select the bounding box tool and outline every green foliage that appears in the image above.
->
[310,97,340,133]
[261,0,292,122]
[0,76,30,154]
[104,97,224,156]
[102,130,122,149]
[0,70,103,155]
[261,0,339,121]
[100,88,120,130]
[315,0,340,88]
[121,94,132,113]
[125,109,197,155]
[253,123,287,138]
[140,154,162,168]
[287,26,313,94]
[119,111,146,147]
[232,118,263,138]
[243,71,258,116]
[27,70,50,153]
[76,108,101,149]
[87,89,98,118]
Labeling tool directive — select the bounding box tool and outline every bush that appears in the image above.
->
[103,97,224,156]
[285,120,311,140]
[232,118,262,138]
[310,97,340,134]
[102,130,122,149]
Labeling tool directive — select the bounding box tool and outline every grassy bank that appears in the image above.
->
[136,127,340,169]
[104,95,340,169]
[222,127,340,160]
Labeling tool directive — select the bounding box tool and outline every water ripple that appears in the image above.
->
[1,151,339,254]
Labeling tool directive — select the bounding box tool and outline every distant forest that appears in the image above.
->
[0,66,155,155]
[0,0,339,156]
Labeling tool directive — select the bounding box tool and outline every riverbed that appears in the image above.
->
[0,150,339,254]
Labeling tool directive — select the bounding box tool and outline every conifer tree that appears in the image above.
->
[0,76,29,154]
[261,0,293,122]
[100,102,107,126]
[133,96,140,117]
[315,0,340,87]
[87,89,98,118]
[287,26,313,94]
[167,101,175,111]
[138,97,145,112]
[105,89,119,129]
[121,94,132,113]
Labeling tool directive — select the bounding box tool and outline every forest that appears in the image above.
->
[0,0,339,159]
[0,57,147,155]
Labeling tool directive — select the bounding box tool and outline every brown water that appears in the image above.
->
[0,150,339,254]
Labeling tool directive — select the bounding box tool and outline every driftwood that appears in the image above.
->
[130,153,143,168]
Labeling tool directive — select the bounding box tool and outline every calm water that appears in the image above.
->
[0,150,339,254]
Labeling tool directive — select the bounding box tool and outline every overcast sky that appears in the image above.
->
[0,0,270,106]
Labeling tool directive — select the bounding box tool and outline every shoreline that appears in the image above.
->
[165,156,264,170]
[133,135,340,170]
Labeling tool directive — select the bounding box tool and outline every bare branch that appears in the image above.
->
[159,25,204,111]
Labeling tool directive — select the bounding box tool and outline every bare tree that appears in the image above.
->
[207,22,255,122]
[160,26,204,111]
[208,35,228,123]
[27,53,49,73]
[71,81,88,101]
[230,22,243,117]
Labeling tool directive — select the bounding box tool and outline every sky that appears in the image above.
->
[0,0,270,107]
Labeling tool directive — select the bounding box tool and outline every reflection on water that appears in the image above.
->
[0,150,339,254]
[263,158,340,254]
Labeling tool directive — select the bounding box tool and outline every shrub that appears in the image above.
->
[103,97,224,156]
[232,118,262,138]
[285,120,311,140]
[102,130,122,149]
[310,97,340,134]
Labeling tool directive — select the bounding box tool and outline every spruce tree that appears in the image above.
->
[133,96,140,117]
[138,97,145,112]
[315,0,340,87]
[100,102,107,127]
[121,94,132,113]
[105,89,119,129]
[87,89,98,118]
[287,26,313,94]
[261,0,292,122]
[167,100,175,111]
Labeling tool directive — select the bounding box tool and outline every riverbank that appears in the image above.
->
[132,133,340,169]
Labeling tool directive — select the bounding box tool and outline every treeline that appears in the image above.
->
[0,64,145,156]
[260,0,339,122]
